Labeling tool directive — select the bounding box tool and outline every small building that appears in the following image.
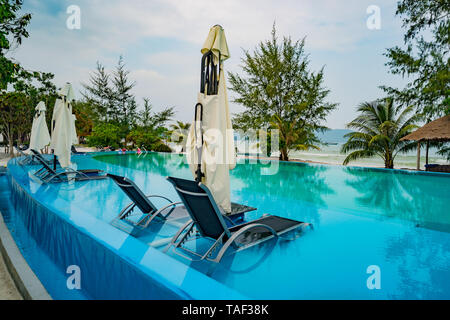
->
[401,115,450,172]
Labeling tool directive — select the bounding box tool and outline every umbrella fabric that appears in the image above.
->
[50,83,78,167]
[29,101,50,151]
[187,26,236,213]
[71,114,78,145]
[60,83,76,102]
[201,25,230,64]
[58,83,78,145]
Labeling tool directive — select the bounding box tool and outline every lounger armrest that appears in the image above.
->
[213,223,278,263]
[140,201,184,228]
[154,201,184,219]
[146,194,175,204]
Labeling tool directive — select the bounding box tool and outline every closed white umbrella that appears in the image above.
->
[50,83,78,168]
[186,25,236,213]
[29,101,50,151]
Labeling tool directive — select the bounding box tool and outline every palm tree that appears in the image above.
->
[341,98,420,169]
[169,121,190,152]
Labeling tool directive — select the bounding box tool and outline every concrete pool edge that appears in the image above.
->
[0,212,52,300]
[6,158,247,300]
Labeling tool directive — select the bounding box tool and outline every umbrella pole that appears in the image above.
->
[194,103,204,183]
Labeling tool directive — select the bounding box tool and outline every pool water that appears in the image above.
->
[4,152,450,299]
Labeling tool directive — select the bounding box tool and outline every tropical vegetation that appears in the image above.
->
[341,99,420,168]
[382,0,449,159]
[0,0,57,155]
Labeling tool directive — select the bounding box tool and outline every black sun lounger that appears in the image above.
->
[15,147,37,165]
[29,149,60,168]
[164,176,312,263]
[16,147,51,166]
[108,174,186,232]
[33,152,106,183]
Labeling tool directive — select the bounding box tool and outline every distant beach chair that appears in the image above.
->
[32,151,106,183]
[164,176,312,263]
[108,173,187,233]
[71,145,86,155]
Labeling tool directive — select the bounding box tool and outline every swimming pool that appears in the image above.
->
[3,152,450,299]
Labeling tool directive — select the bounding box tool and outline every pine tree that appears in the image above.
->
[81,62,115,121]
[112,56,136,126]
[229,25,337,161]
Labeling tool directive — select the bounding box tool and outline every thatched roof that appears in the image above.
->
[401,115,450,142]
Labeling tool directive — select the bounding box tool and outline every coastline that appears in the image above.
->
[239,155,417,171]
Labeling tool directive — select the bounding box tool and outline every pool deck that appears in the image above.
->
[0,246,22,300]
[0,155,9,167]
[0,153,17,299]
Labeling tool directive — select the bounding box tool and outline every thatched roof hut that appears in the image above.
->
[401,115,450,171]
[401,115,450,142]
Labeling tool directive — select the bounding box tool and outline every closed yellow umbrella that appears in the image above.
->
[187,25,236,214]
[29,101,50,151]
[50,83,78,168]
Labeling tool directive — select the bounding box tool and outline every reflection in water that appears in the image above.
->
[384,230,450,299]
[96,152,189,178]
[231,161,334,226]
[344,167,450,232]
[179,237,278,282]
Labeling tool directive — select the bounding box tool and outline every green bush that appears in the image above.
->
[87,123,121,149]
[127,127,159,149]
[152,142,172,153]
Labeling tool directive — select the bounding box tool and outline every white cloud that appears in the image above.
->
[14,0,405,128]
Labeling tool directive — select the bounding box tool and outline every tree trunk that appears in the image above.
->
[8,134,14,157]
[416,142,421,170]
[385,152,394,169]
[280,148,289,161]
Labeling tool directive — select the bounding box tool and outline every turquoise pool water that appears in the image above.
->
[3,152,450,299]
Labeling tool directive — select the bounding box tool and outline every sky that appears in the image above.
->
[12,0,408,129]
